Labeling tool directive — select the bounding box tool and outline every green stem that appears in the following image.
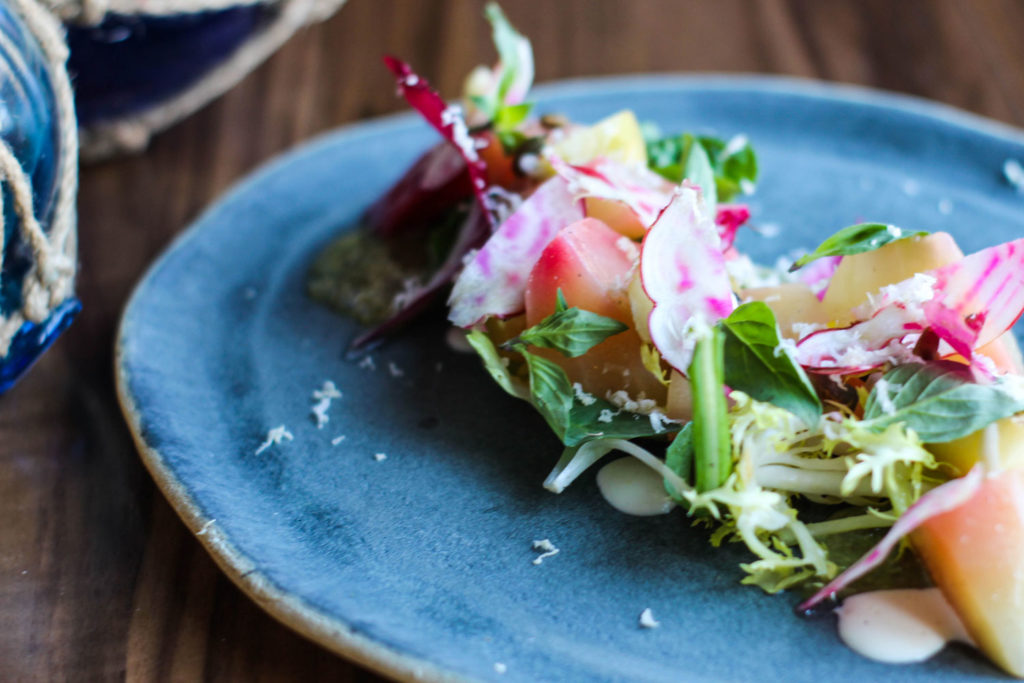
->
[691,329,731,492]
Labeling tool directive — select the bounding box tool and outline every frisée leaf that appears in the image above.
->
[719,302,822,427]
[862,362,1024,443]
[790,223,928,271]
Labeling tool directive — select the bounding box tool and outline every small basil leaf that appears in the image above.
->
[665,421,695,499]
[563,399,678,447]
[511,300,628,358]
[790,223,928,271]
[720,302,822,427]
[466,330,526,399]
[862,362,1024,443]
[690,329,731,492]
[521,349,573,441]
[494,102,533,131]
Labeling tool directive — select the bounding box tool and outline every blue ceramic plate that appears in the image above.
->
[116,76,1024,682]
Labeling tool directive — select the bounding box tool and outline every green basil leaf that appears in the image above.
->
[518,347,677,447]
[563,399,678,448]
[664,421,694,499]
[511,296,628,358]
[862,362,1024,442]
[720,302,822,427]
[690,329,731,492]
[465,330,528,399]
[521,349,574,441]
[683,137,718,208]
[790,223,928,271]
[698,135,758,202]
[494,102,533,131]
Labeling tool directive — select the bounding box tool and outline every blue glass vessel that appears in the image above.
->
[66,6,276,126]
[0,0,79,394]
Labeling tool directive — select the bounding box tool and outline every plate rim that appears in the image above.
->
[115,72,1024,682]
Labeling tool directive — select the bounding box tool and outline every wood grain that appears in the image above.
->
[3,0,1024,680]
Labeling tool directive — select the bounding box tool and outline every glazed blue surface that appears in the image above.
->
[67,6,274,125]
[118,77,1024,682]
[0,0,77,394]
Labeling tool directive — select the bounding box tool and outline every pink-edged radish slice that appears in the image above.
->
[448,176,584,327]
[641,186,735,373]
[796,238,1024,376]
[924,238,1024,357]
[714,204,751,250]
[549,155,674,228]
[797,465,984,613]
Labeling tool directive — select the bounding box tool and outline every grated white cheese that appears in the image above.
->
[391,276,425,312]
[598,408,616,423]
[358,356,376,371]
[255,425,293,455]
[1004,159,1024,193]
[388,362,405,378]
[572,382,597,406]
[872,378,899,416]
[638,608,660,629]
[373,452,388,462]
[310,381,342,429]
[791,322,825,340]
[331,435,346,446]
[493,663,508,675]
[605,390,658,415]
[440,104,479,162]
[532,539,559,565]
[647,410,676,433]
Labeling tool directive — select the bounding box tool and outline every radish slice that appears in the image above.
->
[797,255,842,300]
[549,155,674,228]
[926,238,1024,353]
[549,156,750,245]
[797,466,984,613]
[448,176,584,327]
[383,56,493,228]
[714,204,751,250]
[641,186,735,373]
[797,239,1024,375]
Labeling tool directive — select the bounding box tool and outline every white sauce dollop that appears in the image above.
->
[837,588,974,664]
[596,457,675,516]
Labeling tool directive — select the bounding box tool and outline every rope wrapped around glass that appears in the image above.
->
[0,0,79,394]
[44,0,347,160]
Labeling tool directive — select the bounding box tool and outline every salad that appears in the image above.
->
[310,4,1024,677]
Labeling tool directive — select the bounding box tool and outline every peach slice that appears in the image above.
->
[740,283,830,340]
[822,232,963,325]
[524,217,665,401]
[912,468,1024,677]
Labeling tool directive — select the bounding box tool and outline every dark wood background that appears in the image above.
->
[3,0,1024,680]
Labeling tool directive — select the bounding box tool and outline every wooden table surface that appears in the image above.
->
[3,0,1024,680]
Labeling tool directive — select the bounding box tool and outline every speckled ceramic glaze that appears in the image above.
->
[0,0,78,394]
[117,76,1024,682]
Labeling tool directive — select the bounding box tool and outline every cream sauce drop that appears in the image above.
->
[596,457,676,516]
[837,588,974,664]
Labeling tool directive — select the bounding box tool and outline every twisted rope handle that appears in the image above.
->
[0,0,78,357]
